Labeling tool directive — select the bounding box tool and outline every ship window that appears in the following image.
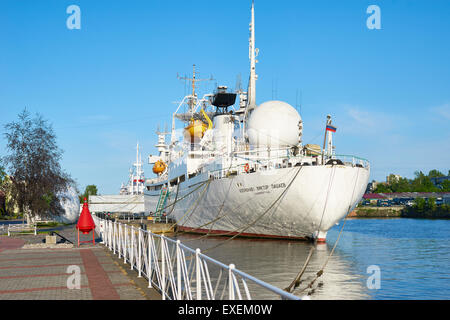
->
[188,172,198,179]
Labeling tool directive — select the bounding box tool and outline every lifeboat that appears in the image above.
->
[184,119,208,142]
[183,109,212,143]
[152,160,167,175]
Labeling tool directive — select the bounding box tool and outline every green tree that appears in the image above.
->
[0,165,6,217]
[428,197,437,211]
[373,168,449,194]
[0,165,6,189]
[1,109,73,223]
[79,185,98,203]
[428,170,445,178]
[410,171,438,192]
[373,183,392,193]
[389,177,412,193]
[440,180,450,192]
[413,197,426,212]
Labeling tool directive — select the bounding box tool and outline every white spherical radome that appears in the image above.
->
[247,100,301,148]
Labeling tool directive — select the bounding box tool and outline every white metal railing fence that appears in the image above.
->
[332,154,370,169]
[92,215,300,300]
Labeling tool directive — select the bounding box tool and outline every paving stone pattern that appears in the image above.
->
[0,226,160,300]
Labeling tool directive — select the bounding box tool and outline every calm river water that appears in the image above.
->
[175,218,450,300]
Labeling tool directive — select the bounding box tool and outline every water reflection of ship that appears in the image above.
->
[176,234,370,299]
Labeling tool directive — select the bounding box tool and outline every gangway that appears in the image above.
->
[155,187,170,215]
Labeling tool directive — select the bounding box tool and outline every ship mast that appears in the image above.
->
[130,142,144,195]
[247,0,258,111]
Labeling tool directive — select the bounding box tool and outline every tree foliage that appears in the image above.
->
[1,109,73,221]
[79,184,98,203]
[373,169,449,193]
[428,169,445,178]
[0,165,6,191]
[0,165,6,216]
[402,198,450,218]
[441,180,450,192]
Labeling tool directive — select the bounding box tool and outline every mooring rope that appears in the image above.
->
[176,163,301,242]
[174,179,212,228]
[282,166,336,294]
[293,166,362,296]
[167,178,212,233]
[167,181,180,216]
[202,165,305,237]
[177,174,237,241]
[284,246,315,293]
[152,177,211,215]
[198,166,303,254]
[316,165,337,238]
[169,160,237,239]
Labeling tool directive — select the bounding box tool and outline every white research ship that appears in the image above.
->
[144,2,370,242]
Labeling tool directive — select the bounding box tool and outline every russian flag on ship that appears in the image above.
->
[326,124,337,132]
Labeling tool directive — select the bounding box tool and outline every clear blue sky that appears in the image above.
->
[1,0,449,194]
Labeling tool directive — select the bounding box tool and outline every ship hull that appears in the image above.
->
[149,164,369,242]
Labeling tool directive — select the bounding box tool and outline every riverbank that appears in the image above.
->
[351,205,450,219]
[401,206,450,219]
[349,206,403,218]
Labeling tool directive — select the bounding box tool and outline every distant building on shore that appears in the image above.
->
[365,180,379,193]
[386,174,402,184]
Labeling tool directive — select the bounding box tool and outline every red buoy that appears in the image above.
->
[76,198,96,246]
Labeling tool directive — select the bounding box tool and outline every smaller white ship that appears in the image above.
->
[90,143,149,215]
[120,143,146,195]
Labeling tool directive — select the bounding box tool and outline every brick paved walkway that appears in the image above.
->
[0,236,159,300]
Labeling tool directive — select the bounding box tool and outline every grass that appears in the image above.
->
[36,222,60,227]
